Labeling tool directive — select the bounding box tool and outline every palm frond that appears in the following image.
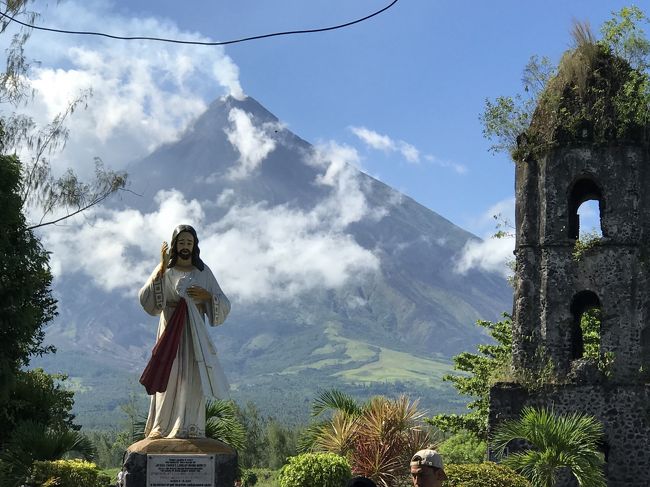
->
[204,400,246,451]
[311,389,363,418]
[312,412,357,456]
[297,420,330,453]
[492,407,606,487]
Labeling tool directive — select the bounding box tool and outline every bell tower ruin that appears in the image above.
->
[488,39,650,486]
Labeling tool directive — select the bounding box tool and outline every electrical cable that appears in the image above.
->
[0,0,399,46]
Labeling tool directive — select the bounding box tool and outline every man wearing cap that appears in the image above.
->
[409,448,448,487]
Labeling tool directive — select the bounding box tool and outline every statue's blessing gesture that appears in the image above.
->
[138,224,231,439]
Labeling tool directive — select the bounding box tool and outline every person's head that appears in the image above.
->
[168,224,205,271]
[409,449,447,487]
[346,476,377,487]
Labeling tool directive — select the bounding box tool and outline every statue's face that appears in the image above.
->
[176,231,194,261]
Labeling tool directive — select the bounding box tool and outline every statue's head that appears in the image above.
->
[168,224,205,271]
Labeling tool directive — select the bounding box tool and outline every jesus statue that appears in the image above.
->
[138,224,231,439]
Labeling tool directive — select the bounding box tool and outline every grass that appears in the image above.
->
[335,347,450,387]
[279,323,452,388]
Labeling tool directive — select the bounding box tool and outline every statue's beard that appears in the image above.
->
[179,249,192,260]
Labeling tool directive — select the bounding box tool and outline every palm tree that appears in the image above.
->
[205,399,246,451]
[491,407,606,487]
[301,389,435,487]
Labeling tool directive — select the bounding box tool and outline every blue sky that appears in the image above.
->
[5,0,635,290]
[114,0,633,233]
[13,0,634,232]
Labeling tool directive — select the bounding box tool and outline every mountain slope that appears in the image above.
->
[42,95,511,426]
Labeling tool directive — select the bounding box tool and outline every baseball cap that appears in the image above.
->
[410,449,448,480]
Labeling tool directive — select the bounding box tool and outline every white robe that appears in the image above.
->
[139,264,230,438]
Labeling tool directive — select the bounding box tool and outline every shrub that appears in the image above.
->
[246,468,278,487]
[242,468,259,486]
[442,462,530,487]
[278,452,351,487]
[28,459,111,487]
[438,431,486,464]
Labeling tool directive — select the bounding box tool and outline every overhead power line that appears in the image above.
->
[0,0,399,46]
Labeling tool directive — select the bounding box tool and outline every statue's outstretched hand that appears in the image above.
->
[156,241,170,279]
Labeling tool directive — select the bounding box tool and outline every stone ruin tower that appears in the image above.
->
[488,43,650,486]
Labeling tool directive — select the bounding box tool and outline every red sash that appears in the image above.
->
[139,298,188,395]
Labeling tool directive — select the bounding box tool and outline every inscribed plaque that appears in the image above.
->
[147,454,215,487]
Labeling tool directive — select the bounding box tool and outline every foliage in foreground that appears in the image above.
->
[429,316,512,439]
[27,459,110,487]
[0,154,57,414]
[442,462,530,487]
[437,431,486,464]
[302,390,433,486]
[492,407,606,487]
[242,467,278,487]
[0,421,95,487]
[278,452,350,487]
[205,399,247,451]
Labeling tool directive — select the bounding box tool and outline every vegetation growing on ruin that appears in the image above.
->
[482,7,650,163]
[514,24,650,162]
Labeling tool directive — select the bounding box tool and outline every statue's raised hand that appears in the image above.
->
[156,241,170,279]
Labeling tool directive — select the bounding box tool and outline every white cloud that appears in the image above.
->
[42,190,205,293]
[202,201,379,301]
[42,142,382,302]
[11,0,245,178]
[350,126,421,163]
[350,126,394,151]
[224,108,280,179]
[16,2,384,303]
[424,154,467,175]
[455,236,514,277]
[308,141,387,226]
[398,142,420,163]
[455,197,515,277]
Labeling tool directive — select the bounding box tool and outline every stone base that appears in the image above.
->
[122,438,237,487]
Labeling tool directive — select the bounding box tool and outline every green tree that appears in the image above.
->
[237,401,270,468]
[0,154,80,485]
[492,407,606,487]
[428,316,512,439]
[266,420,297,469]
[0,2,127,230]
[0,155,58,416]
[600,6,650,70]
[3,368,77,440]
[437,431,486,465]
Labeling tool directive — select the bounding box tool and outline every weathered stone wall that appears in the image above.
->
[492,144,650,486]
[512,146,650,379]
[490,383,650,487]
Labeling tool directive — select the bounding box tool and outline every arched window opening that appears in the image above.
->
[570,291,601,360]
[577,200,603,239]
[568,178,604,240]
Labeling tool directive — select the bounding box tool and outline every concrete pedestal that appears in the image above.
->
[122,438,237,487]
